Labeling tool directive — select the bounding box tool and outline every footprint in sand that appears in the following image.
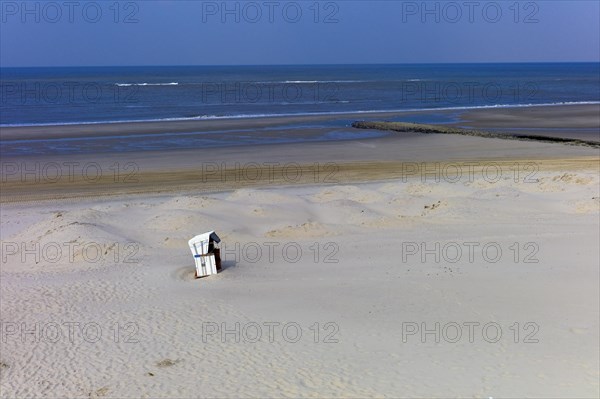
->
[156,359,181,368]
[421,200,443,216]
[265,221,334,239]
[573,197,600,214]
[89,387,109,398]
[171,266,197,282]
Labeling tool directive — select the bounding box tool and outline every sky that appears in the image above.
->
[1,0,599,67]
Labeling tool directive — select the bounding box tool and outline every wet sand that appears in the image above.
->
[1,104,599,203]
[3,104,598,141]
[456,104,600,141]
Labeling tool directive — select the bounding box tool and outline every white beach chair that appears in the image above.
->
[188,231,221,278]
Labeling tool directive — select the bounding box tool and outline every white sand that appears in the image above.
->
[1,166,599,398]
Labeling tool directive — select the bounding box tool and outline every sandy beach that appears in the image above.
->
[1,105,599,398]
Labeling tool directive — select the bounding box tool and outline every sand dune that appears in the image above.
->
[1,164,598,397]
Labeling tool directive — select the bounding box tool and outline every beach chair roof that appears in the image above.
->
[188,231,221,247]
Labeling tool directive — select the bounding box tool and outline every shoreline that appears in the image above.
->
[0,105,600,203]
[2,103,598,142]
[2,102,598,203]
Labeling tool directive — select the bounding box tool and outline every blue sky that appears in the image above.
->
[1,0,599,67]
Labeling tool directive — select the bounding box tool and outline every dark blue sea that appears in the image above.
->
[2,63,599,126]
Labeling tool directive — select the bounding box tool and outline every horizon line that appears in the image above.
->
[2,61,600,69]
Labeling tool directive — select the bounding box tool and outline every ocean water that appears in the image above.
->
[2,63,599,126]
[1,63,598,155]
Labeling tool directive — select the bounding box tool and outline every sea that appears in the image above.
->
[1,63,599,154]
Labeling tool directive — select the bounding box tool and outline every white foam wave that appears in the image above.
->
[115,82,179,87]
[2,101,598,127]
